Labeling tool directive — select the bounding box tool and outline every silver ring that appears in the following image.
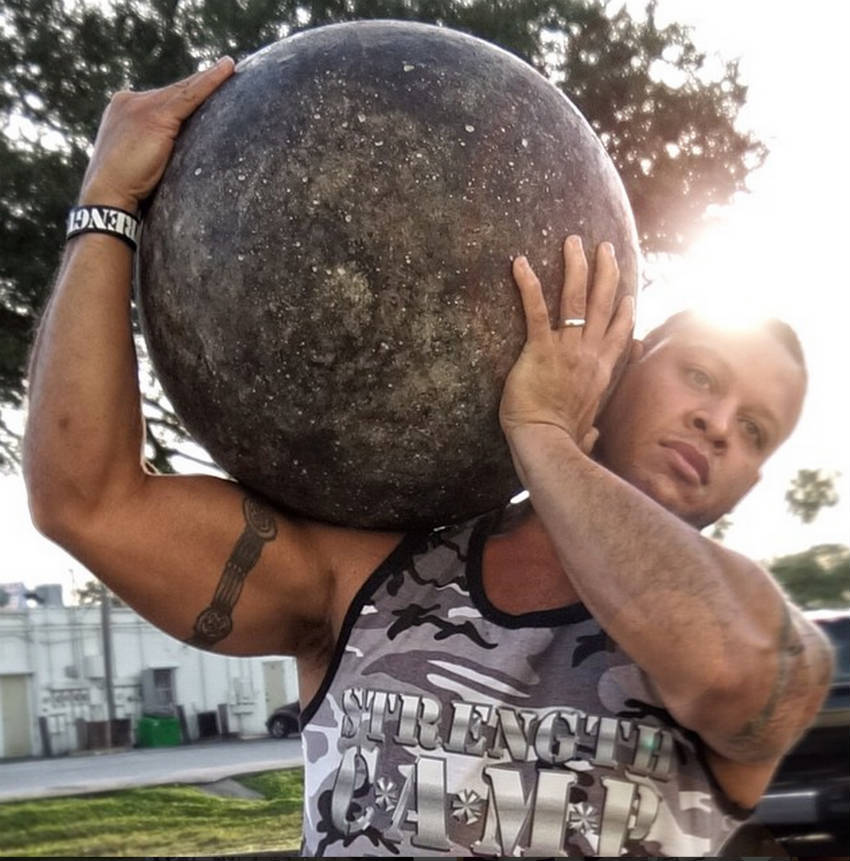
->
[560,318,586,328]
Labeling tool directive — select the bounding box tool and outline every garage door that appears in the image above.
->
[0,674,32,758]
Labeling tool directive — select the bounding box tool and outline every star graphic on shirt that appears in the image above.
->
[451,788,484,824]
[374,776,398,811]
[568,800,600,837]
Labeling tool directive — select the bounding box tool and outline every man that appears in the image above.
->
[24,60,831,856]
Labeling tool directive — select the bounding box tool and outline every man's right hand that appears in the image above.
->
[78,57,235,212]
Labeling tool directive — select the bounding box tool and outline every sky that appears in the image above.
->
[1,0,848,601]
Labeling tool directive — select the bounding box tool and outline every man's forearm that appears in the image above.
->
[508,422,832,761]
[24,230,145,527]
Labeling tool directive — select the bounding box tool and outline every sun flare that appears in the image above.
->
[637,218,803,339]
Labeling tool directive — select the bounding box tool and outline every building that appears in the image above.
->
[0,585,299,759]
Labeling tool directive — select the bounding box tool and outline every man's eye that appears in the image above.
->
[685,367,712,389]
[739,417,763,446]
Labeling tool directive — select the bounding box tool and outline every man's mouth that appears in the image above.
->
[661,441,710,485]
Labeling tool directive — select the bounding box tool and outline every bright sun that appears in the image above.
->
[636,213,803,339]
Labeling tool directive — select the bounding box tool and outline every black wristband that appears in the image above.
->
[66,205,141,250]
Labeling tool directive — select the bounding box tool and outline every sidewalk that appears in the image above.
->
[0,735,302,802]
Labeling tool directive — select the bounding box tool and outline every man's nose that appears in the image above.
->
[690,404,734,450]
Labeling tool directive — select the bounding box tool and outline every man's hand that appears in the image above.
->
[499,236,634,453]
[78,57,235,212]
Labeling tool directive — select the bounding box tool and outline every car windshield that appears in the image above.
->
[820,617,850,684]
[817,617,850,712]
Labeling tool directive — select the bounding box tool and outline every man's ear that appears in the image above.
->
[628,338,645,363]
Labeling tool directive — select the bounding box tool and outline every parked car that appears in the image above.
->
[754,609,850,855]
[266,701,301,738]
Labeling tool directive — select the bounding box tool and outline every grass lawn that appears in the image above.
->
[0,768,303,857]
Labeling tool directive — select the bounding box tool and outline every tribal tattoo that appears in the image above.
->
[185,496,278,649]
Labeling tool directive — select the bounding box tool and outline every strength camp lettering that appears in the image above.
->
[329,685,676,856]
[66,206,139,244]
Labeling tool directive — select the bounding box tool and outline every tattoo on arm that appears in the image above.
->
[731,601,805,750]
[185,496,278,648]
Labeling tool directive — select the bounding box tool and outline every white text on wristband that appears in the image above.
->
[66,205,140,250]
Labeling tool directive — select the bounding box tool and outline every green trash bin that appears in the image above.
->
[137,714,182,747]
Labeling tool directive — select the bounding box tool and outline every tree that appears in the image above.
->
[0,0,766,469]
[785,468,840,524]
[707,514,732,542]
[769,544,850,610]
[712,469,843,542]
[75,579,126,607]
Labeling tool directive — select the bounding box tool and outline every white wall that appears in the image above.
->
[0,604,299,758]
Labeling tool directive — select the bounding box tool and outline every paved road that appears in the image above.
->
[0,736,302,802]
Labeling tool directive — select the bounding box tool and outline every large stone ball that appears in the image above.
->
[137,20,640,529]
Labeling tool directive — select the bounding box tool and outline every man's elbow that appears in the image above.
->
[24,429,146,543]
[23,426,72,536]
[23,445,63,539]
[677,644,834,765]
[24,454,116,548]
[25,472,88,547]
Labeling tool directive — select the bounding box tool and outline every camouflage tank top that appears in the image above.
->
[299,512,751,856]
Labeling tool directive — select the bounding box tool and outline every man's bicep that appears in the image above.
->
[62,472,333,656]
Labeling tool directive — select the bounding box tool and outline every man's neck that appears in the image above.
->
[482,504,581,613]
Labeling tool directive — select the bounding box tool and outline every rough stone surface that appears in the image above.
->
[138,21,640,529]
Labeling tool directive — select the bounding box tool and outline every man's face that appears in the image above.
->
[594,321,806,530]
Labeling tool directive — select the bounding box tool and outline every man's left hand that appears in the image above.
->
[499,235,634,452]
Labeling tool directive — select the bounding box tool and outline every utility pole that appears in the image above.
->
[100,582,116,748]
